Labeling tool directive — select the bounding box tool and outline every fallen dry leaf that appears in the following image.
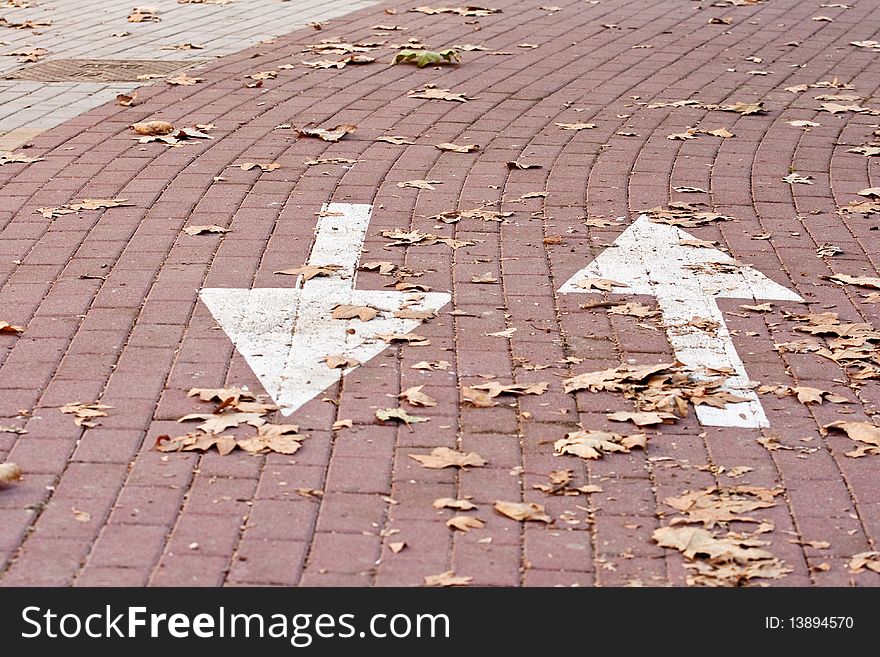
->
[183,225,229,236]
[433,498,478,511]
[0,321,24,334]
[556,122,596,131]
[411,6,500,17]
[332,304,379,322]
[423,570,472,587]
[0,463,22,485]
[239,162,280,172]
[128,6,159,22]
[409,447,486,469]
[295,123,357,142]
[783,172,813,185]
[826,274,880,290]
[408,84,471,102]
[494,501,551,523]
[399,385,437,407]
[116,92,137,106]
[60,402,112,428]
[507,160,543,169]
[376,407,429,427]
[188,387,255,405]
[555,429,646,460]
[0,152,43,165]
[607,410,677,426]
[447,516,485,531]
[823,421,880,457]
[398,179,442,190]
[848,551,880,574]
[435,142,479,153]
[166,73,203,86]
[130,121,174,136]
[274,264,343,281]
[377,135,415,145]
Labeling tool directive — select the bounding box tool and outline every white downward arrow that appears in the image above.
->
[559,215,803,428]
[200,203,451,416]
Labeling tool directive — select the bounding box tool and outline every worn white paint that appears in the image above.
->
[201,203,451,415]
[559,215,803,428]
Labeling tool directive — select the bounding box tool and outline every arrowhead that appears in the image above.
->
[200,288,450,415]
[559,215,803,301]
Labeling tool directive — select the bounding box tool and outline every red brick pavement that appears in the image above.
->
[1,0,879,587]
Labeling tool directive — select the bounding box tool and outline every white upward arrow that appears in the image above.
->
[200,203,451,416]
[559,215,803,428]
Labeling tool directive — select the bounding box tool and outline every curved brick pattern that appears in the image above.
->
[0,0,879,587]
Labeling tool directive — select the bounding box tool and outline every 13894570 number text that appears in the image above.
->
[765,617,854,629]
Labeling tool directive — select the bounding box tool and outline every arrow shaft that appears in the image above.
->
[656,288,768,428]
[305,203,372,284]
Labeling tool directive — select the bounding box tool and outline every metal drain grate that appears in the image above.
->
[4,59,208,82]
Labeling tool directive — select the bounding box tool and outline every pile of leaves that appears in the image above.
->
[155,387,307,456]
[653,485,791,586]
[642,203,733,227]
[782,312,879,381]
[554,429,647,460]
[563,362,748,419]
[60,402,112,428]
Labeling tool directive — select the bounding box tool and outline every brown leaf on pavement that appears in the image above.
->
[423,570,472,587]
[182,225,229,235]
[823,421,880,457]
[556,122,596,131]
[447,516,485,531]
[376,408,430,427]
[408,84,472,102]
[607,410,678,426]
[848,551,880,573]
[411,6,501,16]
[239,162,280,172]
[432,497,478,511]
[187,387,255,405]
[397,179,443,190]
[0,321,24,334]
[0,151,43,165]
[166,73,203,86]
[555,429,647,460]
[399,385,437,407]
[177,412,266,434]
[332,304,379,322]
[295,123,357,142]
[116,92,137,106]
[377,135,415,145]
[0,463,22,485]
[409,447,486,469]
[494,501,551,523]
[128,7,160,22]
[435,142,480,153]
[274,264,343,281]
[60,402,112,428]
[826,274,880,289]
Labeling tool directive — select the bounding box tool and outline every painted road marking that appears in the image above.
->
[200,203,451,416]
[559,215,803,428]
